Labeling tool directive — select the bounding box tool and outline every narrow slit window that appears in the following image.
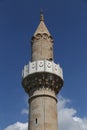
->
[36,118,37,124]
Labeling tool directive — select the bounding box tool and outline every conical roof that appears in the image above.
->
[34,13,51,36]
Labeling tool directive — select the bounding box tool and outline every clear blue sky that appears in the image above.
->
[0,0,87,129]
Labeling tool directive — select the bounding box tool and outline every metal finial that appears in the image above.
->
[40,9,44,21]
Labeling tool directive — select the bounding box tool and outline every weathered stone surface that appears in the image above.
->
[31,36,53,61]
[29,89,58,130]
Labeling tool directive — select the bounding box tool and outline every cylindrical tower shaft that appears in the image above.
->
[29,89,58,130]
[31,35,53,61]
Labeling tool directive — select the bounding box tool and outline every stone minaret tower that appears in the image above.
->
[22,12,63,130]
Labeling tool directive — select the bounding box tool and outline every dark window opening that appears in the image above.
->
[47,58,53,61]
[36,118,37,124]
[49,58,52,61]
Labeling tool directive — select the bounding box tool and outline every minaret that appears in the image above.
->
[22,12,63,130]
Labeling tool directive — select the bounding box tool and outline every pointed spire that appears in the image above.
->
[34,11,51,36]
